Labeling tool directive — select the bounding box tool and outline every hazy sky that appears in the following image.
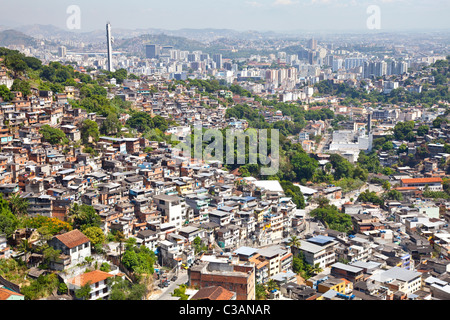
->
[2,0,449,32]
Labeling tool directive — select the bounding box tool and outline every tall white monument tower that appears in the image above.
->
[106,22,113,72]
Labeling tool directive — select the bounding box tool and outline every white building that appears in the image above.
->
[153,194,186,229]
[369,266,422,295]
[67,270,120,300]
[48,229,91,268]
[297,236,337,269]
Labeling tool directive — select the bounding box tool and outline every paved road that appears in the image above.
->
[149,269,189,300]
[315,133,331,154]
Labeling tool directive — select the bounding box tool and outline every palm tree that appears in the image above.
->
[8,192,28,216]
[266,279,279,293]
[68,203,81,224]
[287,235,301,249]
[18,239,31,267]
[311,263,323,275]
[85,256,94,266]
[255,283,267,300]
[315,195,330,208]
[115,231,126,264]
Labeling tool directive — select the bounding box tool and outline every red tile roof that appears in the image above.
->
[191,286,235,300]
[0,287,23,300]
[401,177,442,184]
[55,229,90,249]
[68,270,114,287]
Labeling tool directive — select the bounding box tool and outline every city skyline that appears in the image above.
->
[0,0,449,33]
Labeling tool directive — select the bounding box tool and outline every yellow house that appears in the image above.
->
[307,277,352,295]
[64,86,78,100]
[176,179,194,195]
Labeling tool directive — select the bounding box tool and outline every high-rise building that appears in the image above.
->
[106,23,113,72]
[160,46,173,57]
[145,44,160,59]
[187,53,198,62]
[344,57,366,70]
[387,60,409,76]
[200,53,209,61]
[58,46,67,58]
[308,38,318,50]
[367,113,372,134]
[332,59,343,72]
[308,51,318,65]
[212,54,223,69]
[363,61,387,79]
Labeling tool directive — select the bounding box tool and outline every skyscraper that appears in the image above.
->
[145,44,160,59]
[308,38,317,50]
[363,61,387,79]
[106,22,113,72]
[58,46,67,58]
[212,54,223,69]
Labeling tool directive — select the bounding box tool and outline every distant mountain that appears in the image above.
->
[15,24,69,39]
[115,33,207,57]
[14,24,290,43]
[0,29,37,47]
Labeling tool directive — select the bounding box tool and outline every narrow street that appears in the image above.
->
[148,269,189,300]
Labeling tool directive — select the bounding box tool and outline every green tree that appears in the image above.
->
[39,125,69,145]
[287,235,301,249]
[80,119,100,145]
[172,284,189,300]
[315,195,330,208]
[280,180,305,209]
[58,282,68,295]
[329,154,353,180]
[0,84,14,102]
[398,144,408,154]
[255,283,267,300]
[82,226,105,246]
[109,277,128,300]
[8,192,28,216]
[11,79,31,97]
[75,282,92,300]
[310,205,352,234]
[357,190,384,206]
[43,246,61,266]
[384,189,403,201]
[311,263,323,275]
[393,121,415,141]
[100,262,111,272]
[357,151,381,173]
[21,274,59,300]
[193,236,207,254]
[417,125,429,137]
[290,151,319,182]
[126,112,153,132]
[266,279,279,292]
[18,239,31,267]
[100,113,122,135]
[382,141,394,151]
[128,283,147,300]
[71,204,101,231]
